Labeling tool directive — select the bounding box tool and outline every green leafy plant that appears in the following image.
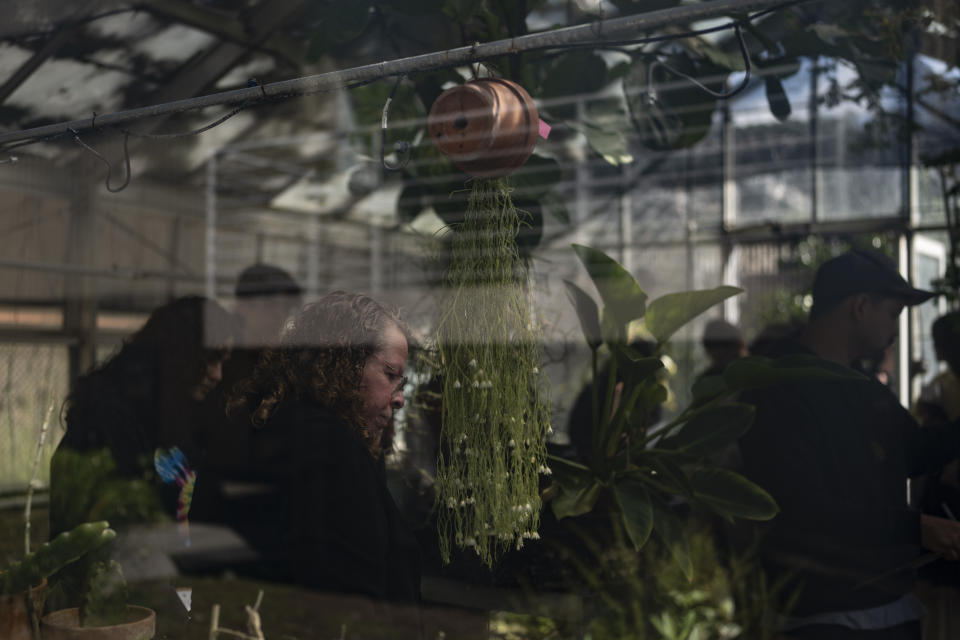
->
[550,244,875,581]
[79,559,129,627]
[551,245,778,570]
[0,521,116,596]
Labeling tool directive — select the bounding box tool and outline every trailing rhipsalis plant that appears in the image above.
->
[435,178,550,567]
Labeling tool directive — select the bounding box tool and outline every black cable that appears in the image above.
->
[71,129,131,192]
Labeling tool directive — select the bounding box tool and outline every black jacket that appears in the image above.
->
[739,342,960,616]
[249,399,421,603]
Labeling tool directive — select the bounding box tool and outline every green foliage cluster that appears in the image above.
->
[49,448,165,534]
[553,245,864,573]
[569,523,785,640]
[79,560,129,627]
[0,521,115,595]
[435,178,550,567]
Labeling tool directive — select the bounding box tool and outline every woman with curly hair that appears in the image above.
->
[228,290,420,602]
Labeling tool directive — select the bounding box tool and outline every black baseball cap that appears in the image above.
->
[235,264,303,298]
[812,249,935,307]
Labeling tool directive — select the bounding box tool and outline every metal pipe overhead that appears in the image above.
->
[0,0,797,147]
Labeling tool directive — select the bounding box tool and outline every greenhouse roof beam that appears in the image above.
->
[0,0,801,147]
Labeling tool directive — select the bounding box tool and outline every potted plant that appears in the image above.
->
[41,557,156,640]
[0,521,117,640]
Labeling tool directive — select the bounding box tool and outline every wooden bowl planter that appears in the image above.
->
[41,605,156,640]
[428,78,539,178]
[0,578,47,640]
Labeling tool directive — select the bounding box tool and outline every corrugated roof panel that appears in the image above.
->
[87,10,163,40]
[6,58,131,120]
[0,43,33,83]
[132,24,215,64]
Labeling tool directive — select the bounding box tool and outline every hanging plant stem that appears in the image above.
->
[435,177,550,567]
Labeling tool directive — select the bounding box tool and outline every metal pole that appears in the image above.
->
[0,0,797,147]
[205,153,218,299]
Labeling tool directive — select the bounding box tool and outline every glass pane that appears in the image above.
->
[730,60,815,224]
[816,58,906,221]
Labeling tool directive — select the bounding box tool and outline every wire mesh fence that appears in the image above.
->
[0,343,68,491]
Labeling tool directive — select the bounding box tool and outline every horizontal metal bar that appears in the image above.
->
[0,0,793,146]
[0,258,232,283]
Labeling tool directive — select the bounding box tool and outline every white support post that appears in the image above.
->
[205,153,218,300]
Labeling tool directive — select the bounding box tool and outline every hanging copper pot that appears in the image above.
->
[428,78,539,178]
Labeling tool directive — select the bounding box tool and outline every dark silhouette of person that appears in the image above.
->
[50,295,235,536]
[198,264,303,477]
[226,291,420,602]
[697,318,746,380]
[738,249,960,639]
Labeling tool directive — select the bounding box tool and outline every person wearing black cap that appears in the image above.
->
[738,249,960,640]
[233,263,304,349]
[191,265,303,564]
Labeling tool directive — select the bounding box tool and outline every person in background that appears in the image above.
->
[738,249,960,640]
[697,318,746,381]
[227,291,420,602]
[916,311,960,426]
[912,311,960,640]
[198,263,302,476]
[50,295,235,534]
[233,263,303,350]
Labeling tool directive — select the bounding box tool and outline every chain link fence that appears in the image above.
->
[0,343,68,492]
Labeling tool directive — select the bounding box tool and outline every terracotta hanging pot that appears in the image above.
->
[428,78,539,178]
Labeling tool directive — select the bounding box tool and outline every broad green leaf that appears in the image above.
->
[689,373,726,404]
[548,455,603,519]
[662,404,755,456]
[552,480,603,520]
[651,495,693,580]
[641,454,695,498]
[564,280,602,350]
[765,76,792,121]
[548,454,592,475]
[645,286,742,345]
[614,477,654,550]
[579,121,633,166]
[688,468,778,521]
[601,309,627,345]
[612,344,664,386]
[572,244,647,324]
[723,355,865,392]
